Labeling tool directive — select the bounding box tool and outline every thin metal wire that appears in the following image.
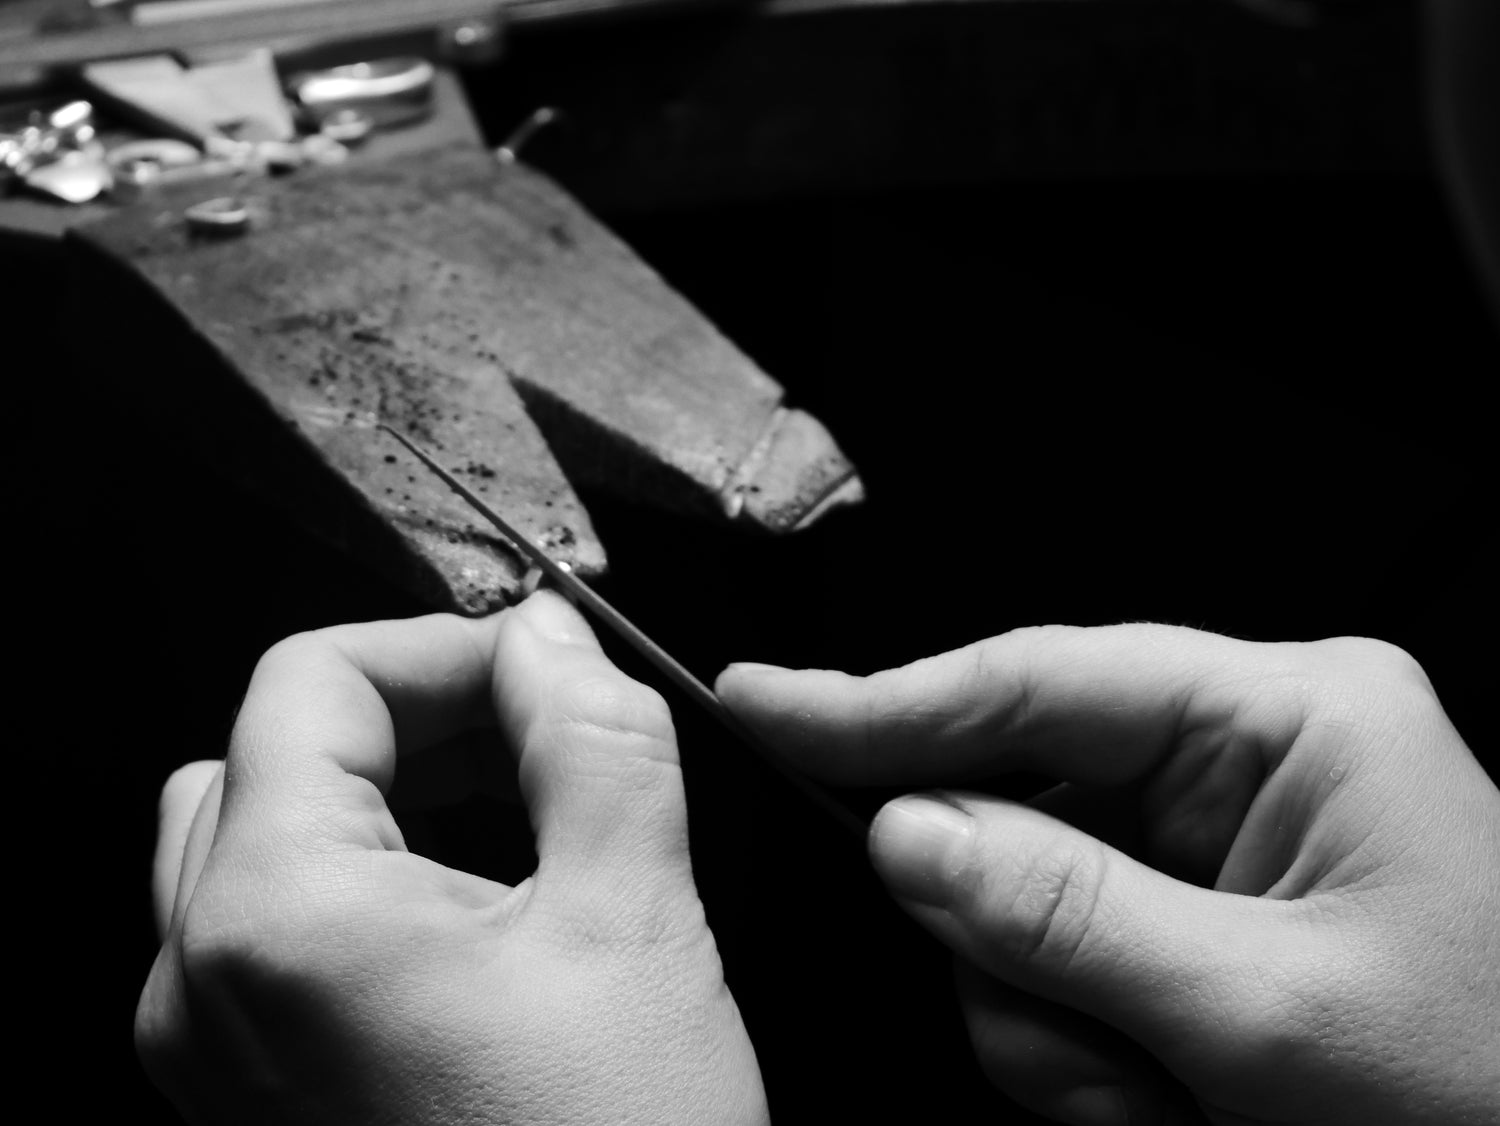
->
[382,424,867,841]
[495,106,559,165]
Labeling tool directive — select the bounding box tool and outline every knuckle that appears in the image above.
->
[1307,636,1433,692]
[998,625,1072,682]
[958,640,1007,714]
[134,959,188,1079]
[135,915,262,1078]
[253,630,323,674]
[1003,624,1076,651]
[975,626,1069,734]
[1232,975,1348,1084]
[137,877,349,1094]
[175,898,270,991]
[1194,927,1377,1094]
[554,674,676,751]
[989,838,1106,978]
[170,873,352,1010]
[1300,637,1442,726]
[545,880,711,964]
[249,626,367,692]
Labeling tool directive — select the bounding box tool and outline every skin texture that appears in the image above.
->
[716,625,1500,1125]
[136,591,769,1126]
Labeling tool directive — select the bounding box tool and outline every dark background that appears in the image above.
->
[7,7,1494,1122]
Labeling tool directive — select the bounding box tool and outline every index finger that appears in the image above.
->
[219,612,505,845]
[715,623,1311,786]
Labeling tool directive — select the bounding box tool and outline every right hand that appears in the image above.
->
[718,624,1500,1125]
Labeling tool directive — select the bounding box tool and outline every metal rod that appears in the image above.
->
[381,425,866,841]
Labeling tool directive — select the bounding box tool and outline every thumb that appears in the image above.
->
[871,792,1301,1059]
[495,591,693,892]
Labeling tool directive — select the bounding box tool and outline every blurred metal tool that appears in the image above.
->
[21,145,110,201]
[381,425,867,841]
[2,0,507,92]
[107,136,201,170]
[1,98,111,201]
[107,137,264,201]
[74,46,436,203]
[316,106,375,146]
[286,57,435,132]
[183,194,252,236]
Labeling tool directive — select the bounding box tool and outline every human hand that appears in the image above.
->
[717,626,1500,1125]
[138,591,767,1126]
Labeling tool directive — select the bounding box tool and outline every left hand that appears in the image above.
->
[137,591,768,1125]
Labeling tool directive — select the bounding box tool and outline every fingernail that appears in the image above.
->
[516,589,593,646]
[723,661,789,675]
[870,795,972,908]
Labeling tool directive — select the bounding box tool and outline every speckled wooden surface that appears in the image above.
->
[65,142,860,612]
